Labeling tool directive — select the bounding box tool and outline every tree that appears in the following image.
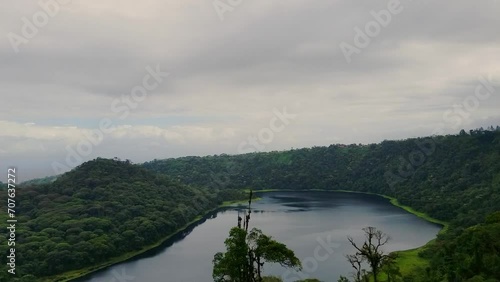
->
[0,158,239,279]
[338,276,350,282]
[345,253,368,282]
[249,228,301,279]
[381,254,402,282]
[346,227,398,282]
[213,227,250,282]
[213,191,302,282]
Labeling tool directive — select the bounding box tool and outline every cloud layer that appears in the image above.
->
[1,0,500,180]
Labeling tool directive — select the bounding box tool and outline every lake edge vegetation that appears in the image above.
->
[1,127,498,281]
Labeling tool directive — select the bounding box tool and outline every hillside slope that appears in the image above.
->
[144,129,500,228]
[144,129,500,281]
[0,158,241,281]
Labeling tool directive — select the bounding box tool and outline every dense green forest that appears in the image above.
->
[415,212,500,282]
[144,128,500,281]
[1,128,499,281]
[144,128,500,228]
[0,158,243,281]
[20,175,59,186]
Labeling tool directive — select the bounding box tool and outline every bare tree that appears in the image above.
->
[346,254,367,282]
[346,227,393,282]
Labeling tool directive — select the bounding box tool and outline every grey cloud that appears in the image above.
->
[1,0,499,181]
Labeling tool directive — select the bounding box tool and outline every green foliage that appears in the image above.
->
[249,228,302,269]
[145,128,500,281]
[262,277,283,282]
[261,277,322,282]
[1,127,499,281]
[213,193,301,282]
[338,277,351,282]
[427,211,500,281]
[144,130,500,229]
[0,158,242,281]
[20,175,59,186]
[213,227,250,281]
[345,227,400,282]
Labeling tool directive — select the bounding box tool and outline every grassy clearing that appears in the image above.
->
[334,190,448,276]
[382,197,448,232]
[393,247,430,276]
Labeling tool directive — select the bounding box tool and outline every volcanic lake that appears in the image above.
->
[80,191,442,282]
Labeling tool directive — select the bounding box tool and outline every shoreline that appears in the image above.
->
[253,189,449,275]
[47,189,446,281]
[46,198,251,282]
[253,188,448,229]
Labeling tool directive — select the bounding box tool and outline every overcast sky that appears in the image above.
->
[1,0,499,181]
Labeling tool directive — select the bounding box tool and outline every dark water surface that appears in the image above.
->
[80,192,442,282]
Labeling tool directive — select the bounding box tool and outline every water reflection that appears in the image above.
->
[80,191,442,282]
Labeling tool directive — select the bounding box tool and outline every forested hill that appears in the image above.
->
[1,130,498,281]
[144,128,500,229]
[0,158,242,282]
[20,175,58,186]
[143,128,500,281]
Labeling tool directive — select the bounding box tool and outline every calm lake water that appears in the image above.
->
[79,191,442,282]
